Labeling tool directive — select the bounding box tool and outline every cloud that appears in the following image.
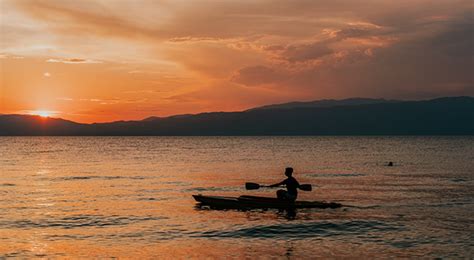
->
[0,53,24,59]
[46,58,102,64]
[258,22,394,64]
[79,98,104,102]
[56,97,74,101]
[168,36,225,43]
[122,89,163,94]
[232,12,474,99]
[76,97,148,105]
[280,42,333,62]
[12,0,166,40]
[232,66,288,86]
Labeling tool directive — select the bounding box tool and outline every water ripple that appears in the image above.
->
[184,186,241,192]
[305,173,366,178]
[55,176,148,181]
[193,220,401,239]
[0,214,167,229]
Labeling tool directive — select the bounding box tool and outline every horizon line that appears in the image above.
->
[1,95,472,125]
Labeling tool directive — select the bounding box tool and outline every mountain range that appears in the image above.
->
[1,97,473,135]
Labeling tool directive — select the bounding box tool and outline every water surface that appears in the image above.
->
[1,137,473,258]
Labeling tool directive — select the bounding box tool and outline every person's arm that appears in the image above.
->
[268,180,286,188]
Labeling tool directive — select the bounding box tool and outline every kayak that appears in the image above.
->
[193,194,342,209]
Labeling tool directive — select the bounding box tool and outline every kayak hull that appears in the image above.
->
[193,195,342,209]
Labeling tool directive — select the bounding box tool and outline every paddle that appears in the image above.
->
[245,182,265,190]
[245,182,312,191]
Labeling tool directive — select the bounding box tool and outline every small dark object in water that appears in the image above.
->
[387,161,394,166]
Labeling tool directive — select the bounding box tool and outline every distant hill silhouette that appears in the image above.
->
[1,96,473,135]
[0,115,87,135]
[247,98,398,111]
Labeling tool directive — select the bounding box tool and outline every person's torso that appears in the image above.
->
[285,177,299,195]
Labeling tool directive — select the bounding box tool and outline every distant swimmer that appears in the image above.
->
[387,161,394,166]
[268,167,300,201]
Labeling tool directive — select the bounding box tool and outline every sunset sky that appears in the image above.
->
[1,0,473,123]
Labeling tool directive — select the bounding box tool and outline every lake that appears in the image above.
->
[1,136,473,258]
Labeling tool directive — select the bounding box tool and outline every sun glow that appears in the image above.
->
[31,110,54,118]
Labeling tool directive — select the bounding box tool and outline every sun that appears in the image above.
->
[31,110,54,118]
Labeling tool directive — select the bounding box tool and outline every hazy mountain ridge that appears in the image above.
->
[0,114,87,135]
[1,96,473,135]
[247,98,399,111]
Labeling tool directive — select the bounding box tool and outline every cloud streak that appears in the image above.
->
[47,58,102,64]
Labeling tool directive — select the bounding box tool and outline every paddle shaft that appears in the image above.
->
[245,182,312,191]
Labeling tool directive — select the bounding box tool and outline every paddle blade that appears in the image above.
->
[245,182,261,190]
[299,184,312,191]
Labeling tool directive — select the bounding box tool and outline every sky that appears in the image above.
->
[1,0,473,123]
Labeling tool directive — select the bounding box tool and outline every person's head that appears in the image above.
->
[285,167,293,177]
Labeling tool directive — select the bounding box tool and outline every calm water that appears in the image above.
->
[1,137,473,258]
